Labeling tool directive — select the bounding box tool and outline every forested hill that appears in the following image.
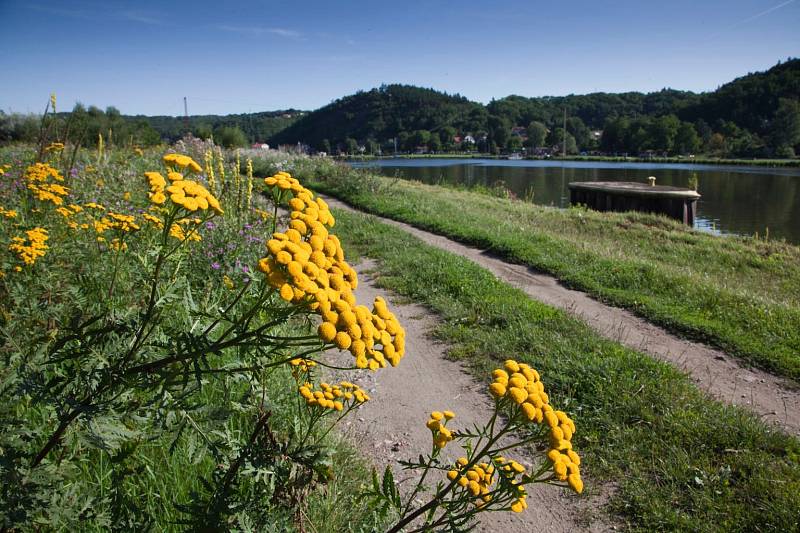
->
[269,85,486,150]
[266,58,800,158]
[680,58,800,135]
[132,110,305,145]
[2,59,798,157]
[486,89,700,131]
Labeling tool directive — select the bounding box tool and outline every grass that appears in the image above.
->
[70,366,381,532]
[307,173,800,382]
[330,206,800,532]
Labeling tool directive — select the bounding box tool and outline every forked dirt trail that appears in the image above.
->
[323,196,800,436]
[330,261,610,532]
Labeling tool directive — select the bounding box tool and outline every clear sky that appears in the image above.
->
[1,0,798,116]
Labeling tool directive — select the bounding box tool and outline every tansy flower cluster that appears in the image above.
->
[289,357,317,374]
[489,359,549,423]
[145,154,222,215]
[165,179,223,213]
[447,458,495,506]
[168,218,203,242]
[142,213,164,230]
[259,172,405,370]
[93,212,141,235]
[163,153,204,174]
[25,163,69,206]
[494,457,529,512]
[9,227,49,267]
[298,381,369,411]
[545,412,582,494]
[489,359,583,494]
[54,204,84,229]
[426,410,456,448]
[145,171,168,205]
[0,206,18,219]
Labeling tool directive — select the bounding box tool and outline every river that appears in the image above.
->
[349,158,800,244]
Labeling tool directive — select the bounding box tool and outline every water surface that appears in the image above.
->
[350,159,800,243]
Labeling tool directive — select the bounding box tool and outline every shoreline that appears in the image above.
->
[339,153,800,168]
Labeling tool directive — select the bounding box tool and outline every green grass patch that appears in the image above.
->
[309,174,800,382]
[331,207,800,532]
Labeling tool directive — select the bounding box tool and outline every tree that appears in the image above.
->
[194,124,213,140]
[600,117,629,153]
[440,126,457,151]
[428,131,442,153]
[365,138,379,155]
[410,129,431,150]
[708,133,726,155]
[770,98,800,156]
[398,131,411,152]
[647,114,680,152]
[506,135,523,152]
[548,128,577,154]
[674,122,700,154]
[526,121,547,149]
[566,117,591,151]
[345,137,359,154]
[319,138,332,154]
[695,119,712,145]
[215,126,248,148]
[488,115,510,149]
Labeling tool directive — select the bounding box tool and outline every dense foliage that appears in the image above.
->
[266,59,799,157]
[0,107,302,149]
[137,110,304,145]
[270,85,486,153]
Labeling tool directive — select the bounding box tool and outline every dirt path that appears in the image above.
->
[330,261,610,532]
[323,195,800,436]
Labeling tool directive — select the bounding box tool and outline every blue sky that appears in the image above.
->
[1,0,798,116]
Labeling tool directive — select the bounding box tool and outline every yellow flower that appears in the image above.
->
[427,410,455,448]
[0,206,18,219]
[24,163,69,205]
[163,153,203,174]
[259,172,404,370]
[9,227,49,266]
[318,322,337,342]
[299,381,369,410]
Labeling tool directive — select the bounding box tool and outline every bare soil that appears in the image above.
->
[323,195,800,436]
[329,261,612,532]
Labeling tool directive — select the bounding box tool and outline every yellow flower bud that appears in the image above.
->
[489,382,507,398]
[318,322,337,343]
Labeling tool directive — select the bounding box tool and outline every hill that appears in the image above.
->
[266,59,800,158]
[133,109,305,144]
[269,84,486,151]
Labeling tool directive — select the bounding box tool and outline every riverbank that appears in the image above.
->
[295,167,800,381]
[329,207,800,532]
[341,153,800,168]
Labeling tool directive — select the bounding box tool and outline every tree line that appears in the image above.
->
[2,59,798,157]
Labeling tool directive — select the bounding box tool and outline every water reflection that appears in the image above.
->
[351,159,800,243]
